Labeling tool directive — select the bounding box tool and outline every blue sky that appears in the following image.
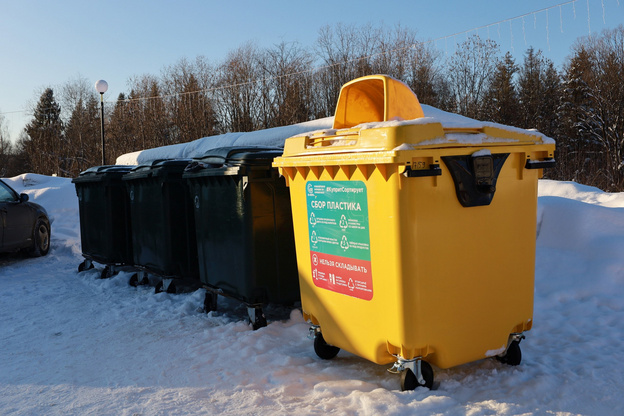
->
[1,0,623,142]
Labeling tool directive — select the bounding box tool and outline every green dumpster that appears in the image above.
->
[184,147,299,328]
[72,165,135,278]
[123,159,199,288]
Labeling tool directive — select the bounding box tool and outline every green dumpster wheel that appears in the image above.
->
[78,260,94,273]
[249,308,267,330]
[496,340,522,366]
[313,332,340,360]
[100,266,115,280]
[400,361,434,391]
[155,280,177,294]
[129,273,139,287]
[203,292,218,313]
[166,281,177,294]
[129,273,149,287]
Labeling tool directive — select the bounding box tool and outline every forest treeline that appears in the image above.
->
[1,24,623,191]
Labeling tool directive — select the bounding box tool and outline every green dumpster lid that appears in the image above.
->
[80,165,135,175]
[72,165,136,183]
[80,165,112,175]
[184,147,283,177]
[195,146,283,166]
[151,158,193,168]
[123,158,193,180]
[130,158,192,171]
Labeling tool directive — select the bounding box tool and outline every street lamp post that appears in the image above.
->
[95,80,108,165]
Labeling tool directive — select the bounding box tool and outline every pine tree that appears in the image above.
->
[64,95,100,175]
[557,46,593,183]
[540,61,562,138]
[556,26,624,190]
[24,88,64,175]
[517,48,561,136]
[483,52,520,126]
[517,47,543,130]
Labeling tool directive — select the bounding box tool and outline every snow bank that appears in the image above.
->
[539,179,624,207]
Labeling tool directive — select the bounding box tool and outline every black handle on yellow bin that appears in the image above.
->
[441,154,509,208]
[525,158,556,170]
[403,164,442,177]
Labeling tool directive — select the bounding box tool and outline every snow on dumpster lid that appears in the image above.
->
[115,118,333,166]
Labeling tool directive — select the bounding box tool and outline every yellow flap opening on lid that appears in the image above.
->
[332,75,424,130]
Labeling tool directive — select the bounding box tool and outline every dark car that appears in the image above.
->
[0,179,50,256]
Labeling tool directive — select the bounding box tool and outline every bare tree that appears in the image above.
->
[161,57,218,142]
[126,74,170,150]
[213,43,263,132]
[314,24,376,117]
[447,35,499,119]
[59,76,93,122]
[258,41,315,128]
[61,76,101,174]
[0,113,12,176]
[0,126,28,177]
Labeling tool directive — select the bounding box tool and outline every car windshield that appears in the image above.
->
[0,181,18,202]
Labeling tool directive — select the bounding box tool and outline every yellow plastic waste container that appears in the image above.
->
[273,75,555,390]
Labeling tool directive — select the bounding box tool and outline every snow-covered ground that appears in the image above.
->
[1,173,623,415]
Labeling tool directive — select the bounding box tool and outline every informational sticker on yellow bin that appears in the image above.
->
[306,180,372,300]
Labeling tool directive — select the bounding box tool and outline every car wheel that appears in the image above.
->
[29,217,50,257]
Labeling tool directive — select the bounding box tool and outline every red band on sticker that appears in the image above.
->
[310,251,373,301]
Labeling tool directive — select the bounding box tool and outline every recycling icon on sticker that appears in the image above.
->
[340,235,349,250]
[339,215,348,230]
